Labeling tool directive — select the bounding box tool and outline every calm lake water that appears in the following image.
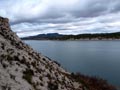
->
[24,40,120,88]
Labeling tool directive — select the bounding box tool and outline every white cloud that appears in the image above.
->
[0,0,120,37]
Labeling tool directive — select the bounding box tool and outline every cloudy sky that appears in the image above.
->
[0,0,120,37]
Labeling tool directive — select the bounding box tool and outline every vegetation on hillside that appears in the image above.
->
[22,32,120,40]
[71,72,117,90]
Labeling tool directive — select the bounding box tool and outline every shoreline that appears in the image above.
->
[22,39,120,41]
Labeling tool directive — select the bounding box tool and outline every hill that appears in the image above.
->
[21,33,63,40]
[21,32,120,40]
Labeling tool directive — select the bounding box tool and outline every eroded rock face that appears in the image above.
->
[0,16,85,90]
[0,16,10,30]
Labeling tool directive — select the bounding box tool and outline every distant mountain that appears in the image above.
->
[21,32,120,40]
[21,33,64,40]
[35,33,62,38]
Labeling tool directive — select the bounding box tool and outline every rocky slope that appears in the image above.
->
[0,16,86,90]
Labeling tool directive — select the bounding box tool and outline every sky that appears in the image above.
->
[0,0,120,37]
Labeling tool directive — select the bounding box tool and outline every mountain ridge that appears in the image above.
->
[21,32,120,40]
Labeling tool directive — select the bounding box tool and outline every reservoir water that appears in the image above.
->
[24,40,120,88]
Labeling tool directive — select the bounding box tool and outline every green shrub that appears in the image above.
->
[14,56,19,61]
[48,82,58,90]
[2,63,8,69]
[31,61,36,67]
[6,55,13,61]
[10,74,15,80]
[1,43,5,50]
[40,83,44,86]
[22,69,34,84]
[39,76,43,81]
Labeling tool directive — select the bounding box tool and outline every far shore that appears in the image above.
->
[22,38,120,41]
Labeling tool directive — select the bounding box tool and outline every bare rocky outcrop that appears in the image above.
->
[0,16,86,90]
[0,16,9,30]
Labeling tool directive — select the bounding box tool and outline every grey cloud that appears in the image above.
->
[1,0,120,37]
[5,0,120,25]
[70,0,120,18]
